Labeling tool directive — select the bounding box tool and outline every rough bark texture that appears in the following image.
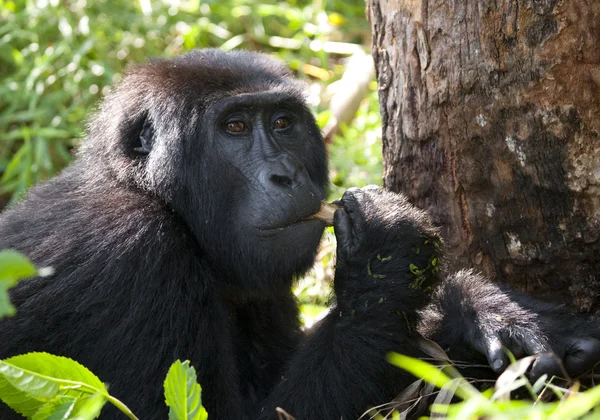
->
[366,0,600,311]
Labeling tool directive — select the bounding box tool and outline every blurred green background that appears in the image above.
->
[0,0,383,323]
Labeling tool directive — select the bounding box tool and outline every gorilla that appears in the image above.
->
[0,49,599,419]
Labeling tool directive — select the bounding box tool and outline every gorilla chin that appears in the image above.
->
[252,219,326,276]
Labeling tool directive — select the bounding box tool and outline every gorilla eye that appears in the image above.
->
[273,117,291,130]
[225,121,246,133]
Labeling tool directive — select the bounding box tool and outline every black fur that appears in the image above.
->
[420,270,600,381]
[1,49,599,420]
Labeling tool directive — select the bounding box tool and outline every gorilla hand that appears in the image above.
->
[332,186,442,312]
[421,270,600,380]
[471,314,600,380]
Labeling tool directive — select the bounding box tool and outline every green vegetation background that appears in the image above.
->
[0,0,383,322]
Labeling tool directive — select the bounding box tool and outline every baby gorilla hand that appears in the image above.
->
[333,186,382,267]
[432,271,600,380]
[473,319,600,380]
[332,187,442,310]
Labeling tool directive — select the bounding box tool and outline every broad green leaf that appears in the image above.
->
[29,391,105,420]
[164,360,208,420]
[0,352,107,418]
[0,249,37,317]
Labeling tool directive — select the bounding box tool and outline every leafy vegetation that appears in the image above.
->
[0,352,124,419]
[386,350,600,420]
[0,352,210,419]
[0,0,381,204]
[165,360,208,420]
[0,249,37,317]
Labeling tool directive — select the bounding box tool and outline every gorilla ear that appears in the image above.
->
[134,118,154,155]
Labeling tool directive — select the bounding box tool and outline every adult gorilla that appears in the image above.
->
[0,49,598,419]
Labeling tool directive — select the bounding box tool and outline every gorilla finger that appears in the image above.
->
[340,189,368,232]
[476,333,509,373]
[340,187,364,214]
[521,333,550,357]
[530,354,564,382]
[504,335,526,359]
[333,209,355,256]
[564,337,600,376]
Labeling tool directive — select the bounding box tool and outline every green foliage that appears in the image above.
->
[0,352,137,419]
[389,352,600,420]
[388,353,480,401]
[0,249,36,317]
[164,360,208,420]
[327,89,383,199]
[0,353,211,420]
[293,229,336,326]
[0,0,377,203]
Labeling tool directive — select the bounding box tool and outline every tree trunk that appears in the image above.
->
[366,0,600,311]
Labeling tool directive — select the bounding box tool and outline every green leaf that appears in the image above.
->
[550,384,600,420]
[388,352,452,390]
[32,396,76,420]
[387,352,481,401]
[30,393,106,420]
[70,393,106,420]
[0,352,107,418]
[0,249,37,283]
[164,360,208,420]
[0,249,37,317]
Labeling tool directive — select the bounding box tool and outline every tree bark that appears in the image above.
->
[366,0,600,311]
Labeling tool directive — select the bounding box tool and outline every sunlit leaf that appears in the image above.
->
[0,250,37,317]
[164,360,208,420]
[0,352,107,418]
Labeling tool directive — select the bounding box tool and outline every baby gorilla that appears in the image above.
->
[265,186,600,418]
[258,186,446,418]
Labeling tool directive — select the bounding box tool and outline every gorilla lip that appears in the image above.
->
[258,202,338,232]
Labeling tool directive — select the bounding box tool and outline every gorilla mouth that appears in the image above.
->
[260,215,324,232]
[256,204,325,233]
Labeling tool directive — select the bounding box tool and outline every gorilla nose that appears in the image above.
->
[265,157,308,190]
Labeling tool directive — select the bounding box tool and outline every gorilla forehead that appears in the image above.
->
[134,48,308,103]
[83,49,313,173]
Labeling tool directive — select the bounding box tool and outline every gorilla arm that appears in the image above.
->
[257,188,441,419]
[257,301,423,419]
[314,190,600,382]
[418,270,600,380]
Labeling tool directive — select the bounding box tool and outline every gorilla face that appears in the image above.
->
[193,90,329,289]
[207,91,326,232]
[94,50,329,292]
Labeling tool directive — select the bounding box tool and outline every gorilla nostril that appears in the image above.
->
[271,174,293,188]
